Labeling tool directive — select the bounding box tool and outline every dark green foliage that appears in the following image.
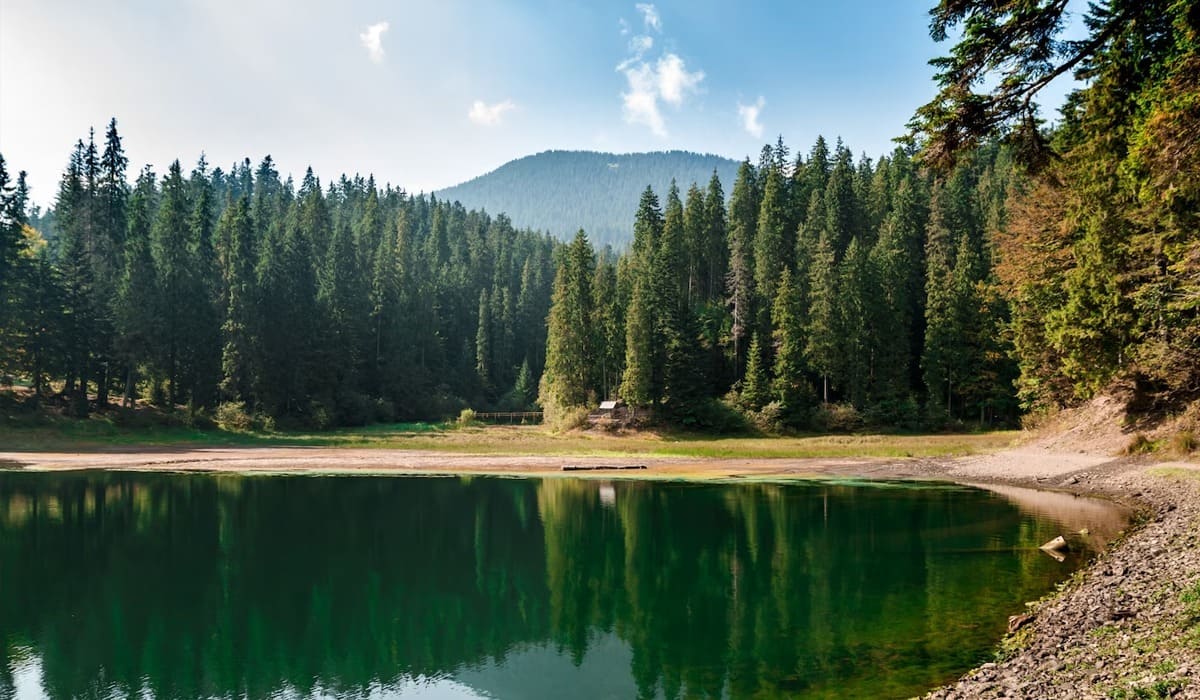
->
[725,160,759,379]
[913,0,1199,412]
[540,230,598,414]
[0,123,559,426]
[741,332,769,411]
[770,267,813,420]
[217,196,255,403]
[5,123,1040,430]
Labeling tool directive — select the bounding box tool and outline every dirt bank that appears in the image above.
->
[1,442,1195,697]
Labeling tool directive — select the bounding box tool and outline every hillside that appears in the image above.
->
[436,150,741,248]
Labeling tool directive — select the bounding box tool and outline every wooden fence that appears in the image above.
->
[473,411,543,424]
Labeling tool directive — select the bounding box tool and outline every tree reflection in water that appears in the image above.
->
[0,472,1109,699]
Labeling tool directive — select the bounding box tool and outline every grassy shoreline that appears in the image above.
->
[0,414,1019,459]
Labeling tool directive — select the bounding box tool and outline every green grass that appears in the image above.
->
[0,413,1019,459]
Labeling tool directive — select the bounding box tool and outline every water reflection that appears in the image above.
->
[0,472,1120,699]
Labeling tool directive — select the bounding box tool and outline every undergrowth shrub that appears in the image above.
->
[215,402,254,431]
[1171,429,1197,455]
[1124,433,1157,455]
[812,403,866,433]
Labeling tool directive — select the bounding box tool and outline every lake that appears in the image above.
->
[0,471,1122,699]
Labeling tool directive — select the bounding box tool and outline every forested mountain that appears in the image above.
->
[436,151,740,248]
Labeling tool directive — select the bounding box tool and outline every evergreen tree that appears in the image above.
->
[741,332,769,411]
[622,188,665,408]
[837,237,874,408]
[114,166,158,405]
[540,230,596,414]
[725,160,758,377]
[149,160,194,406]
[806,234,839,403]
[702,170,727,305]
[55,141,96,413]
[770,267,812,422]
[475,287,493,391]
[620,280,654,410]
[186,157,221,408]
[753,163,790,327]
[217,196,255,404]
[656,182,703,416]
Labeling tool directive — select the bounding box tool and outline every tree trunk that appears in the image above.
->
[123,366,135,408]
[96,362,109,409]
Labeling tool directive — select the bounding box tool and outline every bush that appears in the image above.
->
[863,396,919,430]
[543,402,590,431]
[676,399,751,433]
[812,403,866,433]
[309,402,335,431]
[457,408,478,427]
[751,401,786,433]
[184,404,216,430]
[1124,433,1157,455]
[215,402,254,431]
[1171,429,1197,455]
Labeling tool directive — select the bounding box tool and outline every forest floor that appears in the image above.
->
[1,404,1198,698]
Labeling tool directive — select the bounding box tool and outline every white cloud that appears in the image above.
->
[621,62,665,136]
[738,96,765,138]
[619,53,703,137]
[616,4,702,137]
[636,3,661,32]
[656,53,703,106]
[359,21,389,63]
[619,18,630,36]
[468,99,516,126]
[629,34,653,58]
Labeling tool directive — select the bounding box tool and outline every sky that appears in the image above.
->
[0,0,1087,208]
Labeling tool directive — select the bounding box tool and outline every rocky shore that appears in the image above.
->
[924,455,1200,699]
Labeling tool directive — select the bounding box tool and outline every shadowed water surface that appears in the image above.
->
[0,472,1122,699]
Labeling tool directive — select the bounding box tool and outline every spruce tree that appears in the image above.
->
[55,142,96,413]
[754,163,790,326]
[806,234,839,403]
[540,230,596,414]
[770,267,812,422]
[475,287,492,391]
[741,331,769,411]
[217,196,255,404]
[187,157,221,408]
[725,160,758,377]
[149,161,194,405]
[114,166,158,406]
[702,170,727,305]
[657,182,703,416]
[837,237,875,408]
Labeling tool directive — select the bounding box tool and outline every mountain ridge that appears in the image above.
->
[435,149,741,247]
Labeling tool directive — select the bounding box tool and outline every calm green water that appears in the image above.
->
[0,472,1114,699]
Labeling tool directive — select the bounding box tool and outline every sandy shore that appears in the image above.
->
[1,442,1197,697]
[0,441,1126,481]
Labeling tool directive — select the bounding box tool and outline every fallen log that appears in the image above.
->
[561,464,647,471]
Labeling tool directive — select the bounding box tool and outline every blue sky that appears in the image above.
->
[0,0,1085,207]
